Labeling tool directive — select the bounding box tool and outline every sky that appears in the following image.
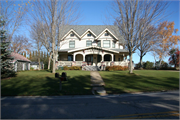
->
[75,0,180,64]
[5,0,180,64]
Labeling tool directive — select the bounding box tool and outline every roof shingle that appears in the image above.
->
[60,25,125,44]
[11,52,31,62]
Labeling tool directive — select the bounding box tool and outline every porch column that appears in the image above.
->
[101,54,104,62]
[111,54,114,61]
[73,54,76,61]
[83,54,85,61]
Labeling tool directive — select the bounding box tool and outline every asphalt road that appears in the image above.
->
[1,90,179,119]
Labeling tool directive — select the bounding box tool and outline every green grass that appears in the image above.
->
[99,70,179,94]
[1,70,92,96]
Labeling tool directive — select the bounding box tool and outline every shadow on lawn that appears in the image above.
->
[102,72,179,94]
[1,73,92,96]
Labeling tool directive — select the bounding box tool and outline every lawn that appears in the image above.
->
[99,70,179,94]
[1,70,92,96]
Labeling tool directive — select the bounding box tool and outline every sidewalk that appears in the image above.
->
[90,71,107,96]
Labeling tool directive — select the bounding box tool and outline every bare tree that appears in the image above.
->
[10,35,32,54]
[0,1,29,42]
[30,21,43,70]
[137,25,157,68]
[28,0,80,73]
[112,0,169,73]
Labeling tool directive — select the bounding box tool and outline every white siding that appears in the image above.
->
[60,29,123,50]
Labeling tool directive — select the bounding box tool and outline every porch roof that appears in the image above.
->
[59,47,129,54]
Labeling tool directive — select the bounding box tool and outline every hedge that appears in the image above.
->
[105,66,128,71]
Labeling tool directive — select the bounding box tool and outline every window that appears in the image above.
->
[105,32,109,36]
[97,41,101,47]
[112,42,115,48]
[69,41,75,48]
[86,40,92,47]
[87,33,91,37]
[68,55,73,61]
[70,33,74,37]
[103,40,110,48]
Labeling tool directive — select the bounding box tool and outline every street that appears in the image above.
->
[1,90,179,119]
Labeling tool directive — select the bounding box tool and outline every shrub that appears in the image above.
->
[105,66,110,71]
[69,66,81,70]
[105,66,128,71]
[143,61,154,69]
[30,67,34,71]
[160,61,169,70]
[63,66,81,70]
[63,66,69,70]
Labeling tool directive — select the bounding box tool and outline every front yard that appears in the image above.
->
[99,70,179,94]
[1,70,179,96]
[1,70,92,96]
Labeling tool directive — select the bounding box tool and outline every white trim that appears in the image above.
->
[61,29,81,40]
[80,29,97,38]
[95,28,118,40]
[67,46,119,53]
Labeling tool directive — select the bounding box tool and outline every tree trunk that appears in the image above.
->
[140,54,143,69]
[38,50,41,70]
[129,53,133,73]
[52,57,56,73]
[48,52,52,70]
[38,58,41,70]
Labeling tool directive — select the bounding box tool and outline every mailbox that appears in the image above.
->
[61,72,67,81]
[55,73,59,78]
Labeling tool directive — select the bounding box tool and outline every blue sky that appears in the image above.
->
[76,0,180,64]
[10,0,180,64]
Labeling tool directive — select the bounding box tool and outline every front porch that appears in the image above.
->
[57,46,129,67]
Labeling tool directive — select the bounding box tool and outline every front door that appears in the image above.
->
[86,55,93,65]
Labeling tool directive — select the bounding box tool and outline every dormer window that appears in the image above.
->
[105,32,109,36]
[70,33,74,37]
[87,33,91,37]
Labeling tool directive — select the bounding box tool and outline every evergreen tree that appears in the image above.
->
[0,18,16,78]
[29,51,32,60]
[24,51,26,58]
[32,51,35,58]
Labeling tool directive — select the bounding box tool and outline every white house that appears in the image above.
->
[57,25,129,68]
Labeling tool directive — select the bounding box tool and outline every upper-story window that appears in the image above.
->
[69,41,75,48]
[70,33,74,37]
[97,41,101,47]
[87,33,91,37]
[112,41,115,48]
[86,40,92,47]
[105,32,109,36]
[103,40,110,48]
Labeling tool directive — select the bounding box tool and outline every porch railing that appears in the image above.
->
[57,61,72,66]
[57,60,129,67]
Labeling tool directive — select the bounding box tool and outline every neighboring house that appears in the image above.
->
[10,52,31,71]
[30,62,44,70]
[57,25,130,68]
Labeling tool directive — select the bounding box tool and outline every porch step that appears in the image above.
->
[82,66,100,71]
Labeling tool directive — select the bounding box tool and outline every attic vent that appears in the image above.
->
[87,32,91,37]
[105,32,109,36]
[70,33,74,37]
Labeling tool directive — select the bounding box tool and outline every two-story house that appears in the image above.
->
[57,25,129,67]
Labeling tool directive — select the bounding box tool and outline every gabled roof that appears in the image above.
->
[81,29,97,38]
[11,52,31,62]
[61,29,81,40]
[59,25,125,44]
[95,28,118,40]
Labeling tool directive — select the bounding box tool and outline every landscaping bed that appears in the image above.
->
[1,70,92,96]
[99,70,179,94]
